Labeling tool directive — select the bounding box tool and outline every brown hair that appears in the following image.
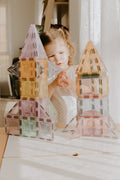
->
[40,28,75,66]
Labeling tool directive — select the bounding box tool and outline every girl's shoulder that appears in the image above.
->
[70,64,78,69]
[67,64,78,80]
[67,64,78,74]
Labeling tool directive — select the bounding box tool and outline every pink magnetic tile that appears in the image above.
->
[19,99,39,117]
[19,24,47,60]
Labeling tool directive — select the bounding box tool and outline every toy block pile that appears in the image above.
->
[5,24,57,141]
[75,41,117,138]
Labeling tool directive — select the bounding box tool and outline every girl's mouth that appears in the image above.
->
[57,63,62,66]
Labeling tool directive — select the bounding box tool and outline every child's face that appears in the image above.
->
[44,38,69,70]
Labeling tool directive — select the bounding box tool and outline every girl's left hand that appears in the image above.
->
[57,71,75,90]
[57,71,69,89]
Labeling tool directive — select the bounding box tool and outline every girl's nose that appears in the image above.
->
[54,54,60,62]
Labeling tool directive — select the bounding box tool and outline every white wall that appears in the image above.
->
[10,0,35,60]
[69,0,81,64]
[101,0,120,124]
[34,0,43,25]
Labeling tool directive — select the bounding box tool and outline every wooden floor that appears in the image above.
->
[0,128,8,167]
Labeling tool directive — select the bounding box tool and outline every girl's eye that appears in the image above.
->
[48,55,55,62]
[49,55,54,58]
[59,52,64,54]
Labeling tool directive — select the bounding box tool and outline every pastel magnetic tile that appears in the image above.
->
[76,76,108,98]
[38,59,48,79]
[19,99,48,118]
[37,98,52,118]
[75,115,118,138]
[6,102,19,115]
[77,96,108,116]
[20,78,48,99]
[19,99,39,117]
[48,61,62,84]
[76,41,107,76]
[38,100,51,119]
[78,116,103,137]
[38,78,48,98]
[5,116,20,136]
[7,61,19,77]
[19,24,48,60]
[19,59,36,79]
[20,80,36,99]
[20,118,37,138]
[5,102,20,135]
[38,118,54,141]
[38,98,49,111]
[19,59,44,80]
[36,59,45,78]
[48,99,57,129]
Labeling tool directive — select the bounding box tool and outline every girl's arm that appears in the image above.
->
[48,71,70,98]
[48,78,57,98]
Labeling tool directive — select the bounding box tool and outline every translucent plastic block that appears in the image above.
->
[77,116,104,137]
[20,80,36,99]
[76,41,107,76]
[48,99,57,129]
[19,24,48,60]
[38,118,54,140]
[7,102,19,114]
[5,116,20,136]
[19,59,47,80]
[5,102,20,135]
[75,115,117,138]
[19,98,51,116]
[37,59,48,79]
[38,99,55,140]
[39,105,48,119]
[19,98,57,124]
[5,98,55,140]
[19,99,39,117]
[20,118,37,138]
[20,79,48,99]
[77,96,108,116]
[38,98,57,128]
[102,116,117,138]
[39,98,49,111]
[76,76,108,98]
[5,111,20,136]
[38,78,48,98]
[7,62,19,77]
[48,61,62,84]
[19,59,36,78]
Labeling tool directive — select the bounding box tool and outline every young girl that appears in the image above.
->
[40,28,77,129]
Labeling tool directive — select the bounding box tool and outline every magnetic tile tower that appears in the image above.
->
[76,41,117,138]
[5,24,57,140]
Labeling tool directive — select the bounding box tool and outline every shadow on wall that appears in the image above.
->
[0,82,10,98]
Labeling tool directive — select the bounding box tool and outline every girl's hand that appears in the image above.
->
[57,71,69,89]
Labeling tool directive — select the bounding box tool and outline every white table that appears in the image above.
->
[1,131,120,180]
